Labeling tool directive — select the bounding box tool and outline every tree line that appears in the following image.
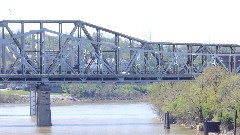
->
[62,83,147,100]
[146,66,240,130]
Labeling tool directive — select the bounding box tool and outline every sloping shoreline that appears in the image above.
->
[0,94,147,104]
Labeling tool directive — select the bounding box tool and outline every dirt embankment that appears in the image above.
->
[0,94,28,103]
[0,94,76,104]
[0,94,147,104]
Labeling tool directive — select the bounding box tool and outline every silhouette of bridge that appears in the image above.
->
[1,20,240,126]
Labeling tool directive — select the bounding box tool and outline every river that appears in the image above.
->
[0,102,202,135]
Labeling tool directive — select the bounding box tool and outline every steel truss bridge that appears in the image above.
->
[1,20,240,84]
[1,20,240,126]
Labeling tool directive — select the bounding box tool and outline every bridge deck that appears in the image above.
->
[0,74,195,83]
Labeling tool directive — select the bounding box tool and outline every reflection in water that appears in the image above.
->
[37,126,52,134]
[0,102,202,135]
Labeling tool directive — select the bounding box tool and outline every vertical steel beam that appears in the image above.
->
[96,29,100,55]
[159,44,164,74]
[21,22,25,74]
[201,46,207,72]
[31,34,36,62]
[0,26,2,72]
[77,26,81,74]
[96,29,100,43]
[40,22,43,74]
[144,52,148,74]
[173,45,177,74]
[59,23,62,74]
[216,46,219,54]
[172,45,176,52]
[115,35,119,74]
[187,45,192,73]
[21,22,25,52]
[129,40,135,73]
[129,40,133,57]
[230,46,236,73]
[157,44,161,74]
[96,28,101,74]
[2,25,6,74]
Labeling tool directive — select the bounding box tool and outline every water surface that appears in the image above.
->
[0,102,202,135]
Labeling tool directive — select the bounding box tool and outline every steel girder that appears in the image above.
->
[0,20,240,84]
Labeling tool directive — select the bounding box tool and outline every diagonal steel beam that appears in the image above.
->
[180,45,205,74]
[47,23,80,73]
[7,42,37,74]
[94,52,114,74]
[5,25,35,69]
[7,58,20,74]
[80,22,114,74]
[125,50,138,73]
[187,45,204,64]
[5,25,21,51]
[64,22,80,45]
[131,43,160,73]
[78,23,96,74]
[84,58,95,74]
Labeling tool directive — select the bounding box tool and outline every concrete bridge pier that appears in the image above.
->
[36,84,52,126]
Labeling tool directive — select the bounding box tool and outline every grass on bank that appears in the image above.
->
[0,90,30,95]
[0,90,69,96]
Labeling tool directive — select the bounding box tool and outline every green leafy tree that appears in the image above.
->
[62,84,146,100]
[218,74,240,129]
[147,66,231,124]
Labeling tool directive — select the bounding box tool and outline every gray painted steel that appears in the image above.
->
[0,20,240,84]
[1,20,240,127]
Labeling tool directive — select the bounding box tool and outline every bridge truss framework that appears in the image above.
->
[0,20,240,84]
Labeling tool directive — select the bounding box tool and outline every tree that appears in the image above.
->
[192,66,230,122]
[219,74,240,110]
[62,83,146,100]
[147,66,232,124]
[218,74,240,129]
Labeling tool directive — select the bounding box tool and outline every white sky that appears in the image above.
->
[1,0,240,44]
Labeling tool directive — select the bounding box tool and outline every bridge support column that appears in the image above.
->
[30,86,37,116]
[164,111,170,129]
[37,84,52,126]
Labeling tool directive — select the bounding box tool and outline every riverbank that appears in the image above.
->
[173,120,240,135]
[1,90,239,134]
[0,90,147,104]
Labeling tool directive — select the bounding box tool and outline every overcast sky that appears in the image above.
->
[1,0,240,44]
